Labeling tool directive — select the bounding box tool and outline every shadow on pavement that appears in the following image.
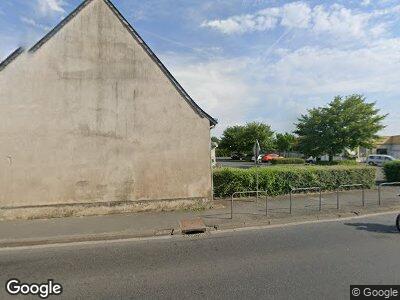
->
[344,222,399,234]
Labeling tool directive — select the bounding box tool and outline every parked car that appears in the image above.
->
[365,154,395,166]
[251,154,264,163]
[261,153,282,163]
[397,214,400,232]
[231,152,245,161]
[305,156,316,164]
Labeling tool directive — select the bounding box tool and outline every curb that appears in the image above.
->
[1,209,399,249]
[0,228,179,249]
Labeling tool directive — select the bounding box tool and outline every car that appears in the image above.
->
[365,154,395,166]
[231,152,245,161]
[261,153,282,163]
[397,214,400,232]
[251,154,264,163]
[305,157,316,164]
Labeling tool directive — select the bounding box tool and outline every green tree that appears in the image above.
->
[275,133,297,155]
[219,122,275,155]
[211,136,220,144]
[295,95,386,161]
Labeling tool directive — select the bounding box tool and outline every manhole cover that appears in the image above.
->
[179,217,207,234]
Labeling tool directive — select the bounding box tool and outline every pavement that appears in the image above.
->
[0,187,399,248]
[0,213,399,299]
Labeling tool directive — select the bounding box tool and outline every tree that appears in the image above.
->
[211,136,220,144]
[275,133,297,155]
[219,122,275,155]
[295,95,387,161]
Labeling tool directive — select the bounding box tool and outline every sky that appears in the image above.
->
[1,0,399,137]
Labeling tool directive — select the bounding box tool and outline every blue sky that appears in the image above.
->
[1,0,400,136]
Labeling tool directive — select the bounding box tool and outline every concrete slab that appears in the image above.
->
[179,218,207,234]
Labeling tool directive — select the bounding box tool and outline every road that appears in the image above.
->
[1,213,399,299]
[217,158,268,169]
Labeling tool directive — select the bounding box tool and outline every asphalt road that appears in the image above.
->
[1,213,400,299]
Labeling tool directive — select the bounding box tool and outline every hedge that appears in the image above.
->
[271,158,305,165]
[315,160,358,166]
[213,165,376,198]
[383,160,400,182]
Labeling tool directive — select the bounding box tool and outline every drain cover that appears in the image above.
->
[179,218,207,234]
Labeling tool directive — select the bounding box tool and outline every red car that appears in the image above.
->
[261,153,282,163]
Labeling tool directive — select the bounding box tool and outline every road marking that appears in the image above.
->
[0,210,399,252]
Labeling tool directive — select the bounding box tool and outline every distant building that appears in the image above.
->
[372,135,400,158]
[211,142,218,167]
[0,0,217,208]
[357,135,400,160]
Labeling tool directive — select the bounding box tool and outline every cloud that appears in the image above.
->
[20,17,38,27]
[201,8,279,34]
[161,55,259,133]
[311,5,371,39]
[281,2,311,28]
[202,1,398,39]
[37,0,65,15]
[361,0,371,6]
[20,16,51,32]
[162,38,400,135]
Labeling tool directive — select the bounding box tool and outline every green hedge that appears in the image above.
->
[213,165,376,198]
[315,160,358,166]
[383,160,400,182]
[271,158,305,165]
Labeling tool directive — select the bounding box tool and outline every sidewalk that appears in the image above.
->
[0,188,399,248]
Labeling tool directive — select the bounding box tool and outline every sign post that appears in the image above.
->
[253,140,261,199]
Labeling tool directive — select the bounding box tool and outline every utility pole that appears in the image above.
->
[253,140,261,199]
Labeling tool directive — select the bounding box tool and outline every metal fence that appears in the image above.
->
[290,187,322,214]
[378,182,400,205]
[229,183,400,219]
[336,184,365,209]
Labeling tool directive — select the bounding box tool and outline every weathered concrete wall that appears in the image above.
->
[0,0,212,207]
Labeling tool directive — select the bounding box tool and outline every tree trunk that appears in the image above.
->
[329,154,334,162]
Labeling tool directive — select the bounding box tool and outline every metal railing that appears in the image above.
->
[290,187,322,214]
[230,184,399,219]
[336,184,365,209]
[378,182,400,205]
[231,191,268,219]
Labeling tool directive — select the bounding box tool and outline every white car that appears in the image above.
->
[366,154,395,166]
[251,154,263,163]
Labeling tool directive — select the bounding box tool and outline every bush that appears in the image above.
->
[337,160,359,166]
[271,158,305,165]
[383,160,400,182]
[315,160,358,166]
[213,165,375,198]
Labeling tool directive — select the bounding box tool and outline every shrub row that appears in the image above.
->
[213,165,376,198]
[383,160,400,182]
[315,160,359,166]
[271,158,305,165]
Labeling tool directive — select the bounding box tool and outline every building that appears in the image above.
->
[372,135,400,158]
[211,142,218,167]
[0,0,217,208]
[356,135,400,161]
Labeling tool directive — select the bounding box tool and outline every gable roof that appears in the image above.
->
[0,47,24,72]
[380,135,400,145]
[0,0,217,126]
